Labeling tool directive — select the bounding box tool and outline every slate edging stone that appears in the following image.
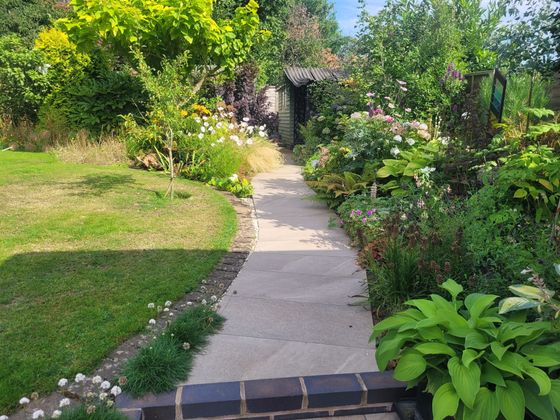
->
[120,371,410,419]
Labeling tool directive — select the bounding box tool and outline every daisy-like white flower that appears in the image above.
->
[147,303,155,309]
[393,135,402,142]
[198,133,204,139]
[92,376,103,385]
[183,342,191,350]
[51,412,62,419]
[99,392,108,401]
[75,373,85,382]
[390,146,400,156]
[19,397,30,405]
[59,398,71,408]
[100,381,111,390]
[210,295,218,302]
[165,301,172,307]
[57,378,68,387]
[110,386,122,397]
[406,138,415,146]
[32,410,45,419]
[203,121,209,127]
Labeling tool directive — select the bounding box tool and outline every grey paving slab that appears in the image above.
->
[186,159,376,385]
[185,334,376,385]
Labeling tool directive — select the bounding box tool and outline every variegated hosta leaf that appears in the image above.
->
[509,285,555,300]
[499,297,540,314]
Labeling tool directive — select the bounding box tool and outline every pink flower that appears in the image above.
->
[385,116,395,123]
[366,92,375,97]
[405,108,411,112]
[362,217,368,224]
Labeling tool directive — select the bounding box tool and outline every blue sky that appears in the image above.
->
[333,0,386,36]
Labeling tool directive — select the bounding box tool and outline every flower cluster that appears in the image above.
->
[350,208,379,226]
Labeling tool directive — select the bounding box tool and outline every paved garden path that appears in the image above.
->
[185,154,376,384]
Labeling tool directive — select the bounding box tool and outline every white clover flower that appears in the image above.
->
[406,138,415,146]
[201,299,208,305]
[57,378,68,387]
[165,301,172,307]
[19,397,30,405]
[393,135,402,142]
[148,319,156,325]
[99,392,108,401]
[51,411,62,419]
[110,386,122,397]
[92,376,103,385]
[183,342,191,350]
[246,139,253,145]
[100,381,111,390]
[75,373,86,383]
[32,410,45,419]
[147,303,155,309]
[390,147,400,156]
[59,398,71,408]
[400,213,408,221]
[210,295,218,302]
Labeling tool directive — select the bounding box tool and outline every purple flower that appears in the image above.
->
[367,209,376,216]
[355,209,362,216]
[362,217,368,224]
[366,92,375,98]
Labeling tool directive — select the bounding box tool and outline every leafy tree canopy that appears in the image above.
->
[56,0,263,75]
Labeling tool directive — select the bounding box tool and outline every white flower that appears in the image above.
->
[246,139,253,145]
[92,376,103,385]
[19,397,30,405]
[520,267,533,275]
[393,135,402,143]
[440,136,449,145]
[165,300,172,307]
[400,86,408,91]
[388,103,395,109]
[147,303,155,309]
[216,122,223,128]
[106,400,114,408]
[217,137,224,144]
[110,386,122,397]
[0,416,9,420]
[194,117,201,123]
[259,131,266,137]
[198,133,204,139]
[186,301,193,306]
[201,299,208,305]
[228,123,234,129]
[57,378,68,387]
[259,125,266,130]
[390,147,400,156]
[350,112,362,119]
[182,342,191,350]
[99,392,108,400]
[229,174,238,182]
[243,117,250,122]
[406,138,415,146]
[203,121,209,127]
[217,106,224,111]
[148,319,156,325]
[59,398,71,408]
[397,80,407,85]
[200,126,206,133]
[400,213,408,221]
[51,411,62,419]
[230,135,239,142]
[32,410,45,419]
[418,123,428,131]
[163,307,169,312]
[100,381,111,390]
[419,166,436,174]
[311,159,319,168]
[210,295,218,302]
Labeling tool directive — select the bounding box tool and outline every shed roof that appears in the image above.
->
[284,67,346,88]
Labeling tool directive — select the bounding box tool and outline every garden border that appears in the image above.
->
[117,371,412,420]
[10,192,257,420]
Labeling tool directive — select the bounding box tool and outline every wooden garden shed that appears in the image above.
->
[277,67,345,147]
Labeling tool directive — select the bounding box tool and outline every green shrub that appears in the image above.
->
[208,176,254,198]
[55,403,127,420]
[372,279,560,420]
[0,35,50,122]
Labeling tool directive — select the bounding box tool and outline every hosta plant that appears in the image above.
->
[371,279,560,420]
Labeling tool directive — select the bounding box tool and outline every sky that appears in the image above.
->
[333,0,386,36]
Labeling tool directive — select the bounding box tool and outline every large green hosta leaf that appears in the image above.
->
[496,381,525,420]
[393,352,427,381]
[432,383,459,420]
[462,387,499,420]
[448,356,480,408]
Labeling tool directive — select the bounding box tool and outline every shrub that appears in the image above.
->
[372,279,560,420]
[0,35,50,122]
[55,403,127,420]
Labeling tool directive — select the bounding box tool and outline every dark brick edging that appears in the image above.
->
[117,371,413,420]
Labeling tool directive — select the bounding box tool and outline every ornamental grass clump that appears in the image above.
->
[372,279,560,420]
[122,305,225,397]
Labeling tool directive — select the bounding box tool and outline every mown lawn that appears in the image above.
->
[0,152,237,412]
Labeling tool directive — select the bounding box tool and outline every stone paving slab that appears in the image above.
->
[185,156,376,385]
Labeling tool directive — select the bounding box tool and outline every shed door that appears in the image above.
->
[293,85,309,145]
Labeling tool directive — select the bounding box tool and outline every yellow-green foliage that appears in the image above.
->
[34,28,90,90]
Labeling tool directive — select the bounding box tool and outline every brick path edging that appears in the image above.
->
[117,371,412,420]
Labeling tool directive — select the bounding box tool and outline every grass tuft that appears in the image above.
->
[51,132,129,165]
[122,306,225,397]
[54,403,128,420]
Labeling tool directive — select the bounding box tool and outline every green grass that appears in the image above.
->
[0,152,237,413]
[122,306,225,397]
[55,403,127,419]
